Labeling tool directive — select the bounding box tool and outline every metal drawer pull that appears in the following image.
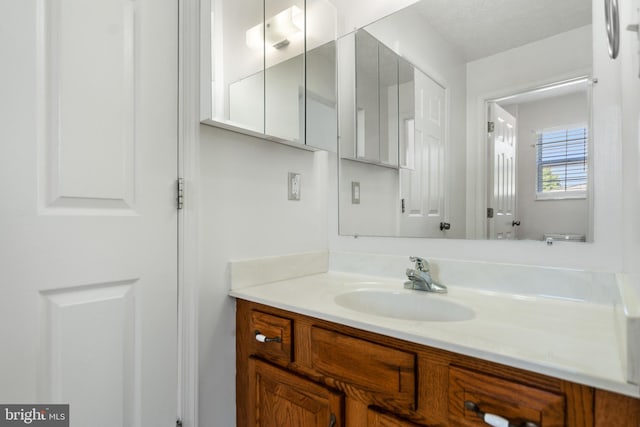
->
[254,331,281,343]
[464,401,539,427]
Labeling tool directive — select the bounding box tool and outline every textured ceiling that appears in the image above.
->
[412,0,592,61]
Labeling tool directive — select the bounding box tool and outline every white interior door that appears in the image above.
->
[487,102,518,239]
[0,0,178,426]
[398,70,446,237]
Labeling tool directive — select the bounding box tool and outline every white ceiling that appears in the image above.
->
[412,0,592,61]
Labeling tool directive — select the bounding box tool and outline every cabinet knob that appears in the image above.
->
[464,400,539,427]
[254,331,281,343]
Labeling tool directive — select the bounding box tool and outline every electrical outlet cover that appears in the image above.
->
[288,172,301,200]
[351,181,360,204]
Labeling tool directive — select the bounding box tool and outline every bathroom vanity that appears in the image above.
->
[231,266,640,427]
[236,298,639,426]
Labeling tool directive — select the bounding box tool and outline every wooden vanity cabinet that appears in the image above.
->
[236,300,640,427]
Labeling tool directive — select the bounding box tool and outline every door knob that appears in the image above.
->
[512,220,521,227]
[440,222,451,231]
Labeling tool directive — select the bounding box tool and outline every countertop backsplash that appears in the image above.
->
[329,251,621,305]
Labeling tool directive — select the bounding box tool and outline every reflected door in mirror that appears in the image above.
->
[487,103,517,240]
[399,70,446,237]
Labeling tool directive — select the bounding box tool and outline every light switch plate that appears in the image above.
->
[288,172,301,201]
[351,181,360,204]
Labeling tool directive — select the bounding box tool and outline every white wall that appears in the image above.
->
[509,91,589,241]
[197,125,328,427]
[338,161,398,236]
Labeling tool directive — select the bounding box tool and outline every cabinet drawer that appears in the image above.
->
[368,408,424,426]
[310,327,416,408]
[249,310,292,363]
[449,366,565,427]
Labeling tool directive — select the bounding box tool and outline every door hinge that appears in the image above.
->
[177,178,184,210]
[176,418,183,427]
[487,208,494,218]
[401,198,405,213]
[487,121,495,133]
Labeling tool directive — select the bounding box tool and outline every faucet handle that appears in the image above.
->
[409,256,429,272]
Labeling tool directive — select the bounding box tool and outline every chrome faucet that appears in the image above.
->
[404,256,447,293]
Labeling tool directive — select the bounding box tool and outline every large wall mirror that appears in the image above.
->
[337,0,594,241]
[201,0,337,151]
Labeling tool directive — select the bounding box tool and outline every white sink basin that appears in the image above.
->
[334,288,475,322]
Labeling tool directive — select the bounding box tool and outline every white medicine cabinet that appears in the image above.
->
[200,0,337,151]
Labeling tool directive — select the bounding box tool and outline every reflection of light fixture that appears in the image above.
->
[246,6,304,50]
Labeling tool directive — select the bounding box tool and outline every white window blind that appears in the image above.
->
[536,127,588,195]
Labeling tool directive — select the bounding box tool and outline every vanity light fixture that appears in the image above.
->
[246,6,304,51]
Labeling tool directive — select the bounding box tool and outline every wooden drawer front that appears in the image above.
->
[367,408,424,426]
[310,327,416,408]
[250,311,292,363]
[449,366,565,427]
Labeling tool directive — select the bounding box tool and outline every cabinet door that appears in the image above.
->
[249,357,343,427]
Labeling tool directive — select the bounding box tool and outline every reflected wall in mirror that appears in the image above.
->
[207,0,264,132]
[203,0,338,150]
[337,0,593,241]
[487,79,591,241]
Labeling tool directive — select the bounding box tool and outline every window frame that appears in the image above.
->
[535,124,589,201]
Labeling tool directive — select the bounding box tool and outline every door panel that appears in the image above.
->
[399,70,445,237]
[42,0,136,210]
[488,103,517,240]
[0,0,178,425]
[40,281,137,423]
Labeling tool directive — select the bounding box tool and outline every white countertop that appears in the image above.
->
[230,271,640,398]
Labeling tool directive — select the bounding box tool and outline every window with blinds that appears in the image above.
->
[536,126,588,197]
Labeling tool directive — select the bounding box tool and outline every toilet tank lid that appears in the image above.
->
[543,233,586,241]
